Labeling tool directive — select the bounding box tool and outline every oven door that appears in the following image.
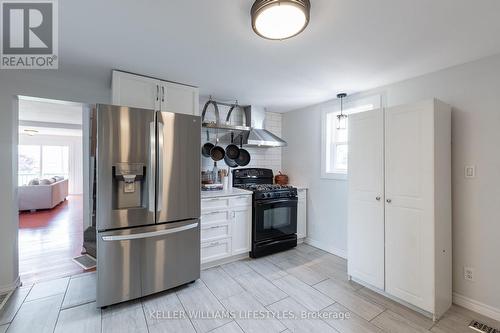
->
[254,197,298,242]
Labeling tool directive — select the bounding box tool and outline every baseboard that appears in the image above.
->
[0,276,21,294]
[201,253,249,270]
[304,238,347,259]
[453,292,500,322]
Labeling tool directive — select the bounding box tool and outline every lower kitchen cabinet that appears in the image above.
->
[231,206,252,255]
[201,195,252,264]
[297,189,307,240]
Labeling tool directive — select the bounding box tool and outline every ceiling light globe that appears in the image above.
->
[251,0,311,40]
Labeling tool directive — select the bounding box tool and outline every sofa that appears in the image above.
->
[18,179,69,211]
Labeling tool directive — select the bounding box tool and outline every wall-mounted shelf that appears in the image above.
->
[202,122,251,132]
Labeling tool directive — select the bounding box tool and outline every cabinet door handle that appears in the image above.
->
[376,196,381,201]
[161,86,165,102]
[386,199,392,203]
[156,85,159,101]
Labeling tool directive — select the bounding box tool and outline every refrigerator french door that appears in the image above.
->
[95,104,200,307]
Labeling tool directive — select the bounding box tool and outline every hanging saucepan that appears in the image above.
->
[225,132,240,160]
[210,131,225,162]
[235,136,251,167]
[201,130,214,158]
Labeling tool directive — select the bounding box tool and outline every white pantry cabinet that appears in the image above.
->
[347,99,452,320]
[112,70,199,115]
[201,194,252,264]
[297,189,307,240]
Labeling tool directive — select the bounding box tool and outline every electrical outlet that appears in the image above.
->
[464,267,474,281]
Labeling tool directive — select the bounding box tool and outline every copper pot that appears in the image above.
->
[274,171,289,185]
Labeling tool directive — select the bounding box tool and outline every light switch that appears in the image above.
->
[464,165,476,178]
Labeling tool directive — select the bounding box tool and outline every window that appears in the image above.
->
[18,145,69,185]
[321,95,381,180]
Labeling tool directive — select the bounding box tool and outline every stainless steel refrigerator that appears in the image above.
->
[94,104,200,307]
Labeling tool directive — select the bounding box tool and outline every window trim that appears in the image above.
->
[321,94,381,180]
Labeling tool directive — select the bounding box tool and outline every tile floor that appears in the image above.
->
[1,244,499,333]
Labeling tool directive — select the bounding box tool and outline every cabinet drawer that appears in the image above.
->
[201,222,231,242]
[201,210,229,224]
[230,195,252,207]
[201,238,231,263]
[202,197,230,210]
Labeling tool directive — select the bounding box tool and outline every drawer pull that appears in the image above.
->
[209,241,220,246]
[209,225,224,229]
[203,210,226,215]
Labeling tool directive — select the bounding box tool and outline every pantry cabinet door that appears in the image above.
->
[384,101,434,311]
[347,109,385,289]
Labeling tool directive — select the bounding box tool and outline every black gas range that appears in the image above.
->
[233,168,298,258]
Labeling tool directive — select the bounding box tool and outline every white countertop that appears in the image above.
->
[201,187,253,199]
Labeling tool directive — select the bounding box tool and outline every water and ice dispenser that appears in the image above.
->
[112,163,146,209]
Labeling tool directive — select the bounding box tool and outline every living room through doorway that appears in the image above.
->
[17,96,91,285]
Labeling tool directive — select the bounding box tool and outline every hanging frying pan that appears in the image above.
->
[224,154,238,168]
[201,130,214,158]
[235,136,251,167]
[225,132,240,160]
[210,131,225,162]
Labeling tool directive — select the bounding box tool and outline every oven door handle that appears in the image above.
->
[255,197,298,206]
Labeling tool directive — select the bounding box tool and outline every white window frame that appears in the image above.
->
[321,94,381,180]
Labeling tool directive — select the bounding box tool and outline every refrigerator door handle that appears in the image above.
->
[157,121,164,215]
[148,121,156,213]
[102,222,199,241]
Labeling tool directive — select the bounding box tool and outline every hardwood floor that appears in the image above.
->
[1,244,499,332]
[18,195,86,286]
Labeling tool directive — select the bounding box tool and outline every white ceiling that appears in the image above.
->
[60,0,500,112]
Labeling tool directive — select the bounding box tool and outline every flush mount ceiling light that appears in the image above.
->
[251,0,311,40]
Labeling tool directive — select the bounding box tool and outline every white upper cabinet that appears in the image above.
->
[160,81,199,115]
[347,108,385,290]
[112,70,199,115]
[112,71,160,111]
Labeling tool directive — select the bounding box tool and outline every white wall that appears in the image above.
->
[19,134,83,195]
[282,53,500,314]
[0,69,109,291]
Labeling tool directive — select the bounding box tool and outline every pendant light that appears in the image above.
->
[251,0,311,40]
[336,93,348,129]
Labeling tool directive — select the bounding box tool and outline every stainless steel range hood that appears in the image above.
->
[243,106,287,148]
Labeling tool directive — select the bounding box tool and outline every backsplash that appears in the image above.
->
[200,101,282,177]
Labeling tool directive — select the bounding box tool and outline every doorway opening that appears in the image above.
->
[17,96,92,285]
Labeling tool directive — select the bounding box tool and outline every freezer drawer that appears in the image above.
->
[97,219,200,307]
